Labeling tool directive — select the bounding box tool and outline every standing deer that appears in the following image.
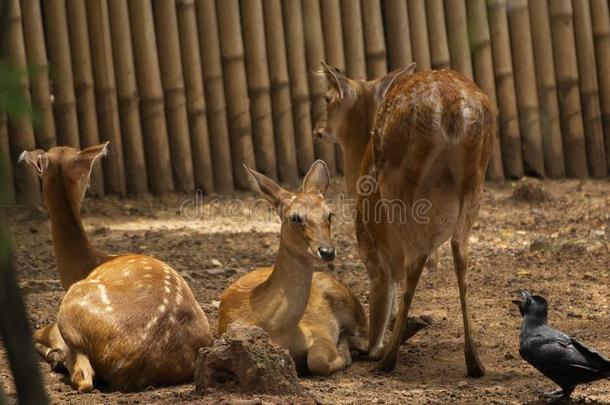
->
[218,161,369,376]
[19,143,213,392]
[314,63,494,377]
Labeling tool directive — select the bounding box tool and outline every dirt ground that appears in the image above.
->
[1,178,609,404]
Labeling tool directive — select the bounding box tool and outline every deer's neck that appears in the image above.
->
[253,239,314,342]
[45,179,108,290]
[341,96,377,198]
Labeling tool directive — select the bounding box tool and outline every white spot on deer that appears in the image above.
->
[145,316,159,330]
[163,297,169,305]
[164,279,171,287]
[127,259,136,264]
[169,315,176,324]
[158,304,167,313]
[99,284,110,305]
[164,286,171,294]
[143,274,152,279]
[143,265,152,270]
[104,305,113,313]
[175,291,184,306]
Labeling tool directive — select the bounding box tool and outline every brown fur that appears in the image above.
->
[218,162,368,376]
[315,66,494,376]
[20,144,213,392]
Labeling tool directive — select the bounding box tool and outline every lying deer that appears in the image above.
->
[20,143,213,392]
[218,161,368,376]
[314,63,494,377]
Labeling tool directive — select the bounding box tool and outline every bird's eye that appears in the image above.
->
[290,214,303,224]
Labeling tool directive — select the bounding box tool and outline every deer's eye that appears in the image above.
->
[324,94,331,103]
[328,212,334,222]
[290,214,303,224]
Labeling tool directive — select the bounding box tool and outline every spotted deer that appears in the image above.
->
[19,143,213,392]
[218,161,369,375]
[314,63,494,376]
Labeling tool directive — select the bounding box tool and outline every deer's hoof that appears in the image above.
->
[372,354,397,373]
[47,349,65,372]
[466,357,486,378]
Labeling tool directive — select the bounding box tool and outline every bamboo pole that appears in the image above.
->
[128,0,174,193]
[0,111,15,204]
[86,0,126,195]
[383,0,412,70]
[107,0,149,195]
[466,0,504,181]
[488,0,523,178]
[361,0,388,78]
[444,0,472,79]
[407,0,431,71]
[20,0,56,150]
[303,0,337,174]
[283,0,316,176]
[153,0,195,192]
[262,0,299,184]
[507,0,545,177]
[527,0,565,178]
[195,0,234,193]
[176,0,215,192]
[241,0,278,180]
[591,0,610,174]
[5,0,40,204]
[426,0,450,70]
[42,0,80,148]
[66,0,104,196]
[572,0,607,178]
[341,0,367,79]
[319,0,344,173]
[216,0,256,189]
[548,0,588,178]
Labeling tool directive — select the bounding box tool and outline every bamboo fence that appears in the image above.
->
[2,0,609,203]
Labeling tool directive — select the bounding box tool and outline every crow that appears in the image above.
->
[513,290,610,400]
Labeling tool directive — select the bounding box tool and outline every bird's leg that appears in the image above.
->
[540,388,570,401]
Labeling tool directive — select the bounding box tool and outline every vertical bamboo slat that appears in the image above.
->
[66,0,104,196]
[319,0,345,173]
[129,0,174,193]
[444,0,473,79]
[0,111,15,204]
[241,0,278,179]
[407,0,431,71]
[591,0,610,173]
[217,0,256,189]
[572,0,607,178]
[20,0,56,150]
[426,0,450,70]
[86,0,126,195]
[383,0,412,70]
[43,0,80,148]
[153,0,195,192]
[488,0,523,178]
[361,0,388,78]
[303,0,337,173]
[262,0,299,184]
[107,0,149,194]
[466,0,504,181]
[195,0,234,193]
[528,0,565,178]
[507,0,545,176]
[341,0,367,79]
[283,0,316,176]
[176,0,215,192]
[5,0,40,204]
[548,0,589,178]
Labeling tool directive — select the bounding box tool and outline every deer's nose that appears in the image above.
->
[318,246,336,262]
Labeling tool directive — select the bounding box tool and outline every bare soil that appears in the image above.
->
[1,179,609,404]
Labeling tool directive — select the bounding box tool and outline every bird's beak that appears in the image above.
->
[511,299,522,307]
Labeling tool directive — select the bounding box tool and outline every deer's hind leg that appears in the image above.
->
[307,337,352,376]
[451,192,485,378]
[65,348,95,393]
[34,323,67,371]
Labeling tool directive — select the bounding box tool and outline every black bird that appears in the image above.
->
[513,290,610,399]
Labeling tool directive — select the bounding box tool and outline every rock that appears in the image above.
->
[512,178,552,203]
[211,258,222,267]
[194,324,305,396]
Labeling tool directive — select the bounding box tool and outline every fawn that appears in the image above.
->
[20,143,213,392]
[314,62,494,376]
[218,160,368,375]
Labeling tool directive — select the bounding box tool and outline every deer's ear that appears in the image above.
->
[374,63,416,102]
[18,149,49,177]
[319,60,353,99]
[303,160,330,196]
[244,164,288,207]
[68,142,109,182]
